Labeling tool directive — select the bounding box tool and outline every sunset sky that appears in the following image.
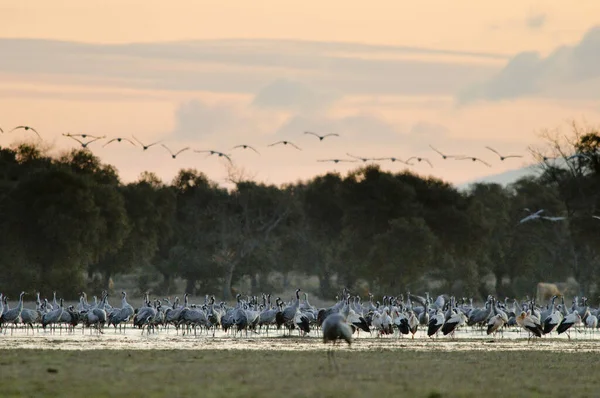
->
[1,1,600,187]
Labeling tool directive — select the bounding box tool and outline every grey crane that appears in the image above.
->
[11,125,41,138]
[0,291,25,334]
[485,146,523,161]
[322,312,352,371]
[108,291,135,332]
[42,298,64,332]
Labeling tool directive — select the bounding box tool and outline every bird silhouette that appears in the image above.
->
[317,159,357,163]
[456,156,491,167]
[485,146,523,161]
[132,135,162,151]
[0,126,3,133]
[406,157,433,167]
[567,153,593,161]
[268,141,302,150]
[194,150,233,164]
[67,136,102,148]
[161,144,190,159]
[10,125,41,138]
[375,157,411,164]
[346,153,374,162]
[103,137,136,147]
[232,144,260,155]
[429,145,463,159]
[304,132,339,141]
[63,133,104,139]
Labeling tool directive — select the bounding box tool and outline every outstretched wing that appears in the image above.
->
[174,147,190,156]
[161,144,174,155]
[268,141,284,147]
[67,136,85,146]
[429,145,444,157]
[304,131,319,138]
[475,158,491,167]
[485,146,502,157]
[288,141,302,150]
[422,158,433,167]
[103,138,118,147]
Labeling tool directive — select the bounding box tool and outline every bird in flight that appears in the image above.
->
[592,215,600,220]
[232,144,260,155]
[456,156,491,167]
[429,145,463,160]
[133,135,162,151]
[519,209,566,224]
[317,159,357,163]
[485,146,523,161]
[67,136,102,148]
[375,157,411,165]
[268,141,302,150]
[63,133,104,139]
[346,153,374,163]
[194,150,233,164]
[567,153,593,161]
[406,156,433,167]
[162,144,190,159]
[304,132,339,141]
[0,127,3,133]
[10,125,41,138]
[103,137,136,147]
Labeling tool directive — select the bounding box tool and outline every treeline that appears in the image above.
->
[1,125,599,300]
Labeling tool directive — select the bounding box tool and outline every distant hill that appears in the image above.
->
[455,165,540,191]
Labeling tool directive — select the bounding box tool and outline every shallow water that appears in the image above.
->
[1,325,599,352]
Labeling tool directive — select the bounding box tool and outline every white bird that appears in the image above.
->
[485,146,523,161]
[304,131,339,141]
[592,215,600,220]
[556,311,581,339]
[487,312,509,336]
[519,209,544,224]
[268,141,302,150]
[516,311,543,339]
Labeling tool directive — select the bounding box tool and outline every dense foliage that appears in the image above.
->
[1,125,599,300]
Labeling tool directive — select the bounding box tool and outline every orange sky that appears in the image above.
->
[1,1,599,187]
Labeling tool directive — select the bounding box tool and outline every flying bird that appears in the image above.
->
[485,146,523,161]
[429,145,463,159]
[67,136,102,149]
[10,125,41,138]
[406,157,433,167]
[456,156,491,167]
[194,150,233,164]
[103,137,136,147]
[232,144,260,155]
[519,209,544,224]
[161,144,190,159]
[375,157,411,164]
[593,215,600,220]
[304,132,339,141]
[0,127,3,133]
[268,141,302,150]
[317,159,357,163]
[132,135,162,151]
[567,153,593,161]
[346,153,374,162]
[63,133,104,139]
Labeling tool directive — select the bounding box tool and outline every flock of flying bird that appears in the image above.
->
[0,288,597,350]
[0,124,534,169]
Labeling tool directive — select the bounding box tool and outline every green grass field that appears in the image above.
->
[0,349,597,398]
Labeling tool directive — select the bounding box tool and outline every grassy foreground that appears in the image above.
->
[0,349,598,398]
